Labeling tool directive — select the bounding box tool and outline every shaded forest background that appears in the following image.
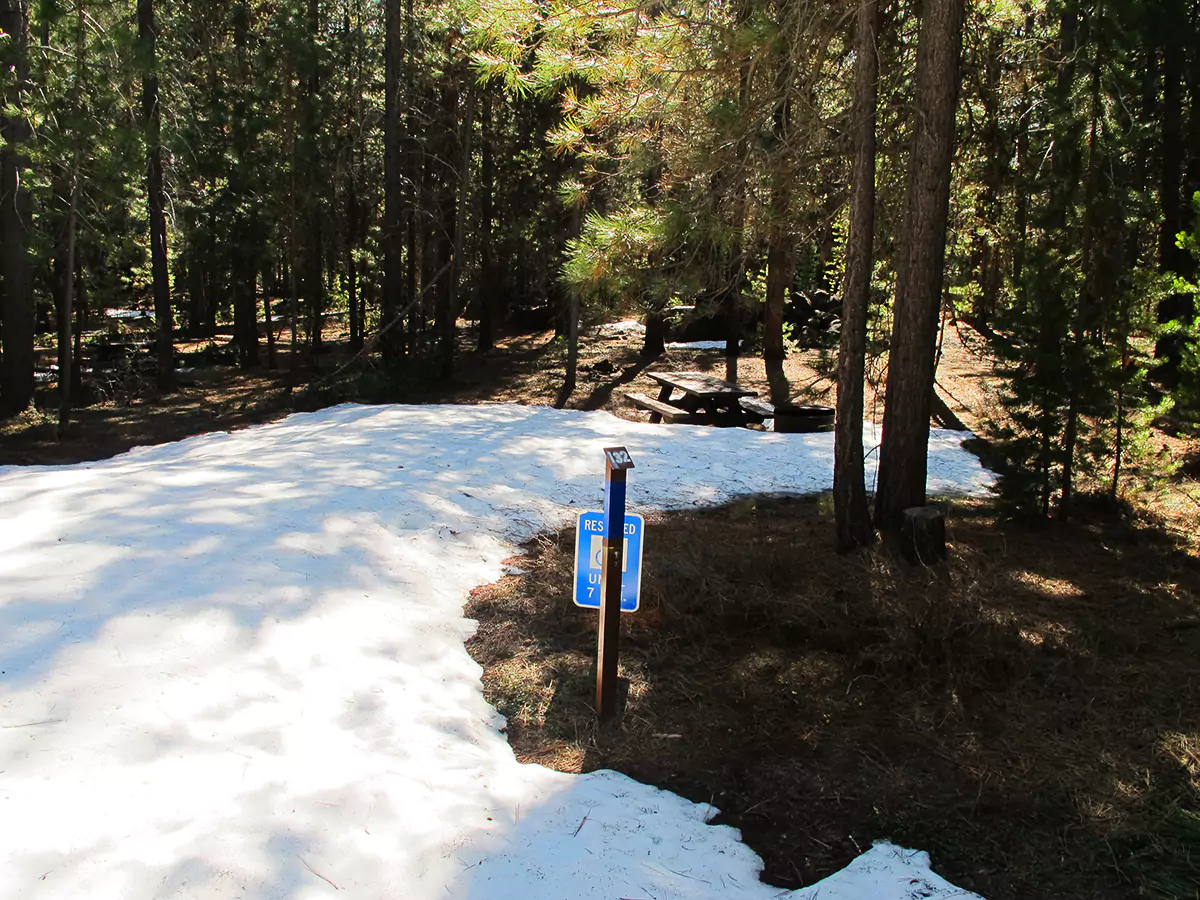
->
[1,0,1199,522]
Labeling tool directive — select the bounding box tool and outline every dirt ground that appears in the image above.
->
[0,315,991,465]
[465,497,1200,900]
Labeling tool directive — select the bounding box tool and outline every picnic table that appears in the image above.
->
[624,371,774,427]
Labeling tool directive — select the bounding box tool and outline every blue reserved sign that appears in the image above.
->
[572,511,645,612]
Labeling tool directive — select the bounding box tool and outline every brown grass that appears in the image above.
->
[465,496,1200,899]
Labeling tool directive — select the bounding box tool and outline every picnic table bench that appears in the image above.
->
[624,370,836,431]
[624,371,771,427]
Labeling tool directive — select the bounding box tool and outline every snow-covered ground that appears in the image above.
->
[0,404,989,899]
[665,339,741,351]
[597,318,646,335]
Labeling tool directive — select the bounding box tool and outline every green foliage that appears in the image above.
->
[979,0,1180,517]
[1166,192,1200,411]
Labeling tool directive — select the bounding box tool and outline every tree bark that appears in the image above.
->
[347,179,361,351]
[433,79,460,374]
[763,202,794,361]
[139,0,174,391]
[0,0,34,416]
[763,62,794,362]
[557,206,583,408]
[642,311,666,358]
[263,262,277,369]
[382,0,403,360]
[308,211,324,354]
[56,1,86,426]
[974,28,1003,329]
[874,0,965,529]
[443,86,474,380]
[1155,1,1193,386]
[478,89,496,353]
[58,169,78,427]
[305,0,323,358]
[402,0,418,354]
[723,55,752,383]
[72,257,85,396]
[834,0,879,552]
[231,1,258,369]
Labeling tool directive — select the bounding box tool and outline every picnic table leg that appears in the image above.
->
[649,384,674,424]
[703,400,749,428]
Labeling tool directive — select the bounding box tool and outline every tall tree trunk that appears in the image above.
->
[433,80,460,374]
[56,1,85,426]
[303,0,323,358]
[763,195,794,361]
[443,87,474,380]
[402,0,418,355]
[58,167,78,427]
[284,55,300,377]
[308,212,324,354]
[231,1,258,369]
[72,257,85,396]
[1012,16,1034,289]
[1061,27,1106,520]
[974,28,1003,329]
[382,0,402,359]
[559,205,583,407]
[1155,2,1193,387]
[478,89,496,353]
[763,59,794,362]
[874,0,965,529]
[0,0,34,416]
[834,0,879,552]
[139,0,174,391]
[723,55,752,383]
[263,261,277,369]
[347,179,361,351]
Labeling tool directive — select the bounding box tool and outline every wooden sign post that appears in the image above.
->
[596,447,634,721]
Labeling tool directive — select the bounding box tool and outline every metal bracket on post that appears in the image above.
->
[596,446,634,721]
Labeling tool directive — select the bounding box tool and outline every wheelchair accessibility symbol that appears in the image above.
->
[572,511,644,611]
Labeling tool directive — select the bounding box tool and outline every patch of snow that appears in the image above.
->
[598,319,646,335]
[0,404,988,899]
[103,308,155,320]
[666,339,740,350]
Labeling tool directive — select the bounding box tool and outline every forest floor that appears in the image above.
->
[2,315,1199,898]
[466,496,1200,900]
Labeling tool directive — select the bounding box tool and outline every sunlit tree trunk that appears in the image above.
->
[875,0,965,529]
[834,0,879,552]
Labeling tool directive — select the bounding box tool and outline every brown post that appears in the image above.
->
[596,447,634,720]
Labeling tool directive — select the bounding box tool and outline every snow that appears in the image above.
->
[103,308,155,320]
[0,403,988,899]
[666,340,740,350]
[598,318,646,335]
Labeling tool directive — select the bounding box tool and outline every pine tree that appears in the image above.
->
[834,0,879,552]
[1,0,35,416]
[874,0,966,529]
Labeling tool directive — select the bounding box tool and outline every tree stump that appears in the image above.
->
[900,506,947,565]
